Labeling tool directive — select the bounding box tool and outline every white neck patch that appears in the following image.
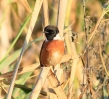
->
[45,34,63,41]
[53,34,62,40]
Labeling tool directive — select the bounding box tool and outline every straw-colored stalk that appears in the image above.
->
[64,0,82,99]
[42,0,49,27]
[0,54,72,80]
[65,25,79,99]
[42,1,59,99]
[55,0,67,85]
[57,0,67,38]
[30,67,67,99]
[6,0,43,99]
[68,38,80,99]
[29,1,51,99]
[29,67,50,99]
[47,69,67,99]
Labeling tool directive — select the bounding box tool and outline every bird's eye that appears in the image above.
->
[44,31,49,34]
[51,30,55,34]
[51,32,54,34]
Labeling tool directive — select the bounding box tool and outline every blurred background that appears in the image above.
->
[0,0,109,99]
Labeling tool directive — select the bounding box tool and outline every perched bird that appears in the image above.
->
[40,25,64,67]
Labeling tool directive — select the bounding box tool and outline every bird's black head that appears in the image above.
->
[44,25,59,40]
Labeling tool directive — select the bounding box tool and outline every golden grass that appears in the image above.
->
[0,0,109,99]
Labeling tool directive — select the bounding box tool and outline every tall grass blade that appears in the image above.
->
[0,14,31,64]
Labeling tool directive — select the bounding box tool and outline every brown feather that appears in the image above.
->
[40,40,64,67]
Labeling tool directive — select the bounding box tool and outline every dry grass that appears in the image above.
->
[0,0,109,99]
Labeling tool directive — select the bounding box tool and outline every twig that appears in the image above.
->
[94,84,104,95]
[78,85,87,99]
[6,0,43,99]
[89,84,97,99]
[88,14,104,44]
[99,43,109,76]
[82,2,93,99]
[82,0,87,39]
[94,76,108,97]
[82,0,89,87]
[82,11,105,56]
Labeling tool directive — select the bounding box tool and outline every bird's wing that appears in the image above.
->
[39,40,45,67]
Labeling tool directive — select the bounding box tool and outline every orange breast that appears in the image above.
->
[40,40,64,67]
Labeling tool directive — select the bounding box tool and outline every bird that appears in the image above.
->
[40,25,64,67]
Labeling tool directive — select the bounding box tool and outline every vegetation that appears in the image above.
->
[0,0,109,99]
